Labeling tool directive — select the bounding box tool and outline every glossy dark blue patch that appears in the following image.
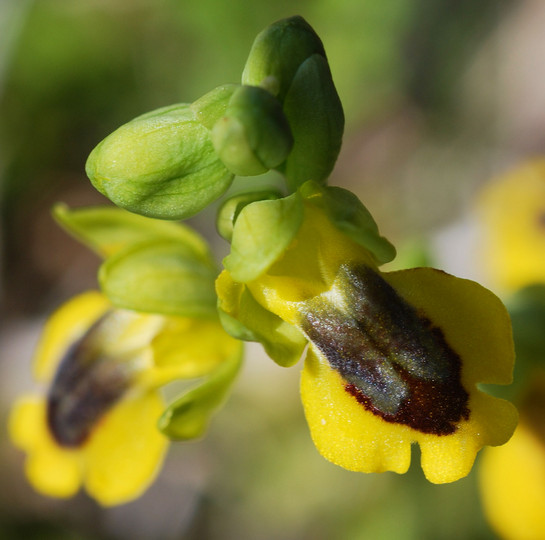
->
[46,313,132,447]
[300,264,469,435]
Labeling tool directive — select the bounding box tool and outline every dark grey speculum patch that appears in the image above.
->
[46,313,133,447]
[300,264,469,435]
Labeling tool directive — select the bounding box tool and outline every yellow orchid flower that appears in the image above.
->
[480,422,545,540]
[217,183,517,483]
[9,290,241,506]
[479,159,545,293]
[479,373,545,540]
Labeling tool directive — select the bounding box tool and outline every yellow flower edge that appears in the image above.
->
[10,397,82,498]
[479,423,545,540]
[9,392,167,506]
[301,267,518,484]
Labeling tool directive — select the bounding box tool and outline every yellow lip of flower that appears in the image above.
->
[299,265,517,484]
[8,290,238,506]
[299,264,470,434]
[218,197,518,484]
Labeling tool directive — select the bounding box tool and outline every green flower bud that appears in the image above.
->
[281,54,345,190]
[86,103,234,221]
[216,189,283,242]
[242,16,326,101]
[241,17,344,190]
[211,86,293,176]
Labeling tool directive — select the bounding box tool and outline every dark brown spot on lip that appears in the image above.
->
[345,370,470,435]
[300,264,470,435]
[46,313,133,448]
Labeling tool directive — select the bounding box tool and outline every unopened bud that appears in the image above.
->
[242,16,326,101]
[86,103,234,220]
[211,86,293,176]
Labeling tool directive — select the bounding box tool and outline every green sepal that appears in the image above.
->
[241,16,326,101]
[301,181,396,265]
[158,343,243,440]
[86,103,234,220]
[217,286,306,368]
[191,84,239,130]
[223,191,303,282]
[280,54,344,190]
[216,189,283,242]
[53,203,213,261]
[211,85,293,176]
[99,240,218,317]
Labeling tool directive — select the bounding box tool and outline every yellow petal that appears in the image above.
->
[479,423,545,540]
[8,396,43,450]
[149,317,240,384]
[33,291,110,382]
[9,397,82,498]
[83,391,168,506]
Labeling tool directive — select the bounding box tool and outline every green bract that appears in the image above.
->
[222,182,394,285]
[217,280,307,367]
[216,189,283,242]
[223,192,304,283]
[190,84,239,129]
[53,203,212,260]
[300,181,396,265]
[99,240,218,318]
[211,85,293,176]
[86,103,234,220]
[158,344,242,440]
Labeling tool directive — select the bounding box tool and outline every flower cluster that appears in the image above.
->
[11,16,518,505]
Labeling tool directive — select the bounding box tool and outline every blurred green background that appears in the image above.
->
[1,0,542,538]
